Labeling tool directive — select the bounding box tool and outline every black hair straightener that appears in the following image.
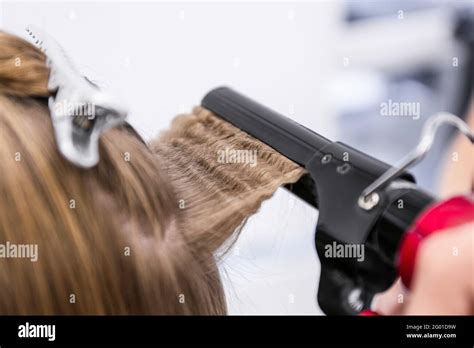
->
[202,87,473,315]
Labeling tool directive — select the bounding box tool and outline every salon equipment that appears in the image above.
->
[202,87,474,315]
[26,25,128,168]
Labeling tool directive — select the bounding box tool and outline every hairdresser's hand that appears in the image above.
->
[372,223,474,315]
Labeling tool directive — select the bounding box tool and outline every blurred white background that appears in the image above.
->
[1,0,471,315]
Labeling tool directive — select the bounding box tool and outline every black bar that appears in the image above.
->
[0,316,472,345]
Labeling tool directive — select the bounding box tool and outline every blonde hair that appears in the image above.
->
[0,31,304,314]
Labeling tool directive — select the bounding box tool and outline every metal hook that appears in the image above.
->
[358,112,474,210]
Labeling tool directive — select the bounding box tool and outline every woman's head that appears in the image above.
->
[0,31,304,314]
[0,31,226,314]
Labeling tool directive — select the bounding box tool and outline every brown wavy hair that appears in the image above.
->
[0,31,304,314]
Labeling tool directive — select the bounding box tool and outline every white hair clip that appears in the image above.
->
[25,25,128,168]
